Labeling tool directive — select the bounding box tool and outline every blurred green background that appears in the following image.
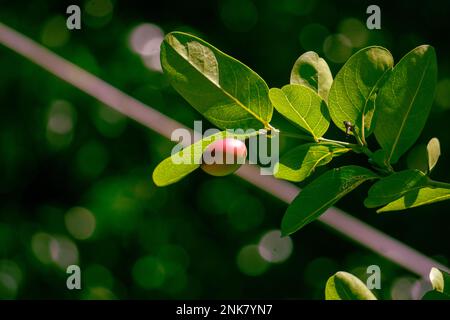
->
[0,0,449,299]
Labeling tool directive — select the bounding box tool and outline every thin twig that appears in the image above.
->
[0,22,447,278]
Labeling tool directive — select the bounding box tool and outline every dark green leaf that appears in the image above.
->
[269,85,330,140]
[406,144,429,174]
[375,45,438,164]
[152,130,257,186]
[274,143,350,182]
[328,47,393,140]
[290,51,333,101]
[325,271,377,300]
[161,32,272,130]
[281,166,378,235]
[364,169,427,208]
[369,149,389,169]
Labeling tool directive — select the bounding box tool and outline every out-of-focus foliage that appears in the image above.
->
[0,0,449,299]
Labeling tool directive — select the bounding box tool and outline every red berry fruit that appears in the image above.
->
[201,138,247,176]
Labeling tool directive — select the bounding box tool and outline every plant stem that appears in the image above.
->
[354,132,366,147]
[278,131,316,142]
[318,137,359,148]
[427,178,450,189]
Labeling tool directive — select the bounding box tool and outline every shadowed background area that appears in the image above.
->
[0,0,449,299]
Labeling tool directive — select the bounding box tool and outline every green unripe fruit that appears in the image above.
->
[201,138,247,176]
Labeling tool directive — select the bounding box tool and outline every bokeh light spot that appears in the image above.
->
[32,233,79,269]
[65,206,96,240]
[391,277,416,300]
[435,79,450,110]
[236,245,269,276]
[258,230,293,263]
[31,232,53,264]
[85,0,113,17]
[41,16,69,47]
[84,0,114,28]
[129,23,164,72]
[0,260,22,299]
[323,34,353,64]
[84,264,114,289]
[92,103,128,138]
[46,100,76,150]
[338,18,369,48]
[49,236,79,269]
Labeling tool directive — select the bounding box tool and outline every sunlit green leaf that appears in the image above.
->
[290,51,333,101]
[269,85,330,140]
[325,271,377,300]
[377,186,450,212]
[161,32,272,130]
[328,46,393,139]
[375,45,438,164]
[274,143,350,182]
[281,166,378,235]
[364,169,427,208]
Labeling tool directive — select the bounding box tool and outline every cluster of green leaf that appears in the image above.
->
[154,31,450,236]
[325,267,450,300]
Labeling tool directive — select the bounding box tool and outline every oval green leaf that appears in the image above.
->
[274,143,350,182]
[325,271,377,300]
[161,32,273,130]
[269,85,330,140]
[375,45,438,164]
[328,46,394,140]
[290,51,333,101]
[364,169,427,208]
[281,165,378,235]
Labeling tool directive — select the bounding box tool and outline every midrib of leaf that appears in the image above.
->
[334,68,355,125]
[312,153,332,170]
[386,55,431,163]
[282,90,317,138]
[360,68,390,141]
[172,41,268,127]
